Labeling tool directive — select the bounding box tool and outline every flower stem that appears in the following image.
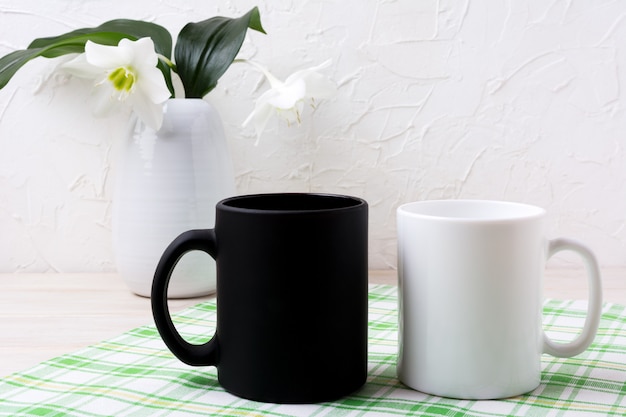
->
[157,54,177,71]
[234,58,281,88]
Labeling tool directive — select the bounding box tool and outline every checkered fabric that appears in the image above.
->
[1,284,624,416]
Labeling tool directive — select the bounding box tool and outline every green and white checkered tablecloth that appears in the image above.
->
[1,284,625,416]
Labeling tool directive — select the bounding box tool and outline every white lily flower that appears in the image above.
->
[62,38,171,130]
[242,59,336,143]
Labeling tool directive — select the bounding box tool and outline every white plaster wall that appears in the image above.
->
[1,0,625,272]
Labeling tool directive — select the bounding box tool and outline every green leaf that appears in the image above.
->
[175,6,266,98]
[32,32,131,57]
[0,32,126,90]
[0,49,43,89]
[29,20,172,58]
[0,20,175,95]
[29,20,174,95]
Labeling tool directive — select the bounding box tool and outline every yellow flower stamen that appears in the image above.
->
[108,67,135,93]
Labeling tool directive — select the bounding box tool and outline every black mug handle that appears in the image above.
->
[151,229,219,366]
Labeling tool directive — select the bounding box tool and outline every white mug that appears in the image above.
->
[396,200,602,399]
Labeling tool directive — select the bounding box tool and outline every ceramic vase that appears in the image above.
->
[112,99,236,298]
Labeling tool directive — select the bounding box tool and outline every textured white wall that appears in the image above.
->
[1,0,625,272]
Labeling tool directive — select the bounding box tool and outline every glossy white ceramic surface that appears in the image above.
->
[112,99,236,298]
[397,200,602,399]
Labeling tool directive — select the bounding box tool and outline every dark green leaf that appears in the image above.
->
[175,6,266,98]
[29,20,174,95]
[0,33,128,89]
[0,20,175,95]
[0,49,43,89]
[29,20,172,58]
[31,32,131,57]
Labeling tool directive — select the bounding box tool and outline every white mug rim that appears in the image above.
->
[397,199,546,223]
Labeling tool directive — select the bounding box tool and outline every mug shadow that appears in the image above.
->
[179,372,220,389]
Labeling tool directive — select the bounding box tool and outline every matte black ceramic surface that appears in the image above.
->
[152,193,368,404]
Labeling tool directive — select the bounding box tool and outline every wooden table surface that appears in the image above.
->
[1,269,624,377]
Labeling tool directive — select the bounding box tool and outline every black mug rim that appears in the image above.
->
[218,193,366,214]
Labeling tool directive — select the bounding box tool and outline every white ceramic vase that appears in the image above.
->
[112,99,236,298]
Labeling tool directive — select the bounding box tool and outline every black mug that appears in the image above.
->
[151,193,368,403]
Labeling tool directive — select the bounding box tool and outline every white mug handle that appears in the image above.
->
[542,238,603,357]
